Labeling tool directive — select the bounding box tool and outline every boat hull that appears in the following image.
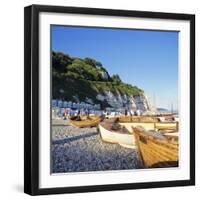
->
[99,124,137,149]
[70,116,101,128]
[133,127,178,168]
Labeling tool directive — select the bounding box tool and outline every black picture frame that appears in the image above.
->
[24,4,195,196]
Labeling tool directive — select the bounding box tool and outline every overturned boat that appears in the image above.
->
[132,126,178,168]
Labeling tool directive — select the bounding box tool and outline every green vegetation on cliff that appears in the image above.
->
[52,51,143,106]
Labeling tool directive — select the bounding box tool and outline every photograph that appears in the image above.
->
[51,25,179,173]
[24,4,195,195]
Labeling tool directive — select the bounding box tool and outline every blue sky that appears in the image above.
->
[52,26,178,110]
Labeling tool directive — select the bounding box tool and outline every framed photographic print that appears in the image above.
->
[24,4,195,195]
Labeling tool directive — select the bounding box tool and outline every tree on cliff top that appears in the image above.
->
[112,74,122,84]
[52,51,143,103]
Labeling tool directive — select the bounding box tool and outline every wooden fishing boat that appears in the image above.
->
[119,115,178,123]
[155,122,178,131]
[69,115,101,128]
[99,118,136,149]
[119,116,133,123]
[157,115,179,122]
[132,126,178,168]
[118,120,178,133]
[119,116,157,123]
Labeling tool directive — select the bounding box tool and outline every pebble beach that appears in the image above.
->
[51,119,143,173]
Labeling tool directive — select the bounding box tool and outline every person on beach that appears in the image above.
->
[86,109,90,117]
[63,108,67,120]
[125,109,128,116]
[77,109,81,121]
[66,108,70,119]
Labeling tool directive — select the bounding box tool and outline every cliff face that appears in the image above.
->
[52,52,149,112]
[96,92,149,111]
[53,92,149,112]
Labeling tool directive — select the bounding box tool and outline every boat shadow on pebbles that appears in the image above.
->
[52,131,99,145]
[51,120,143,173]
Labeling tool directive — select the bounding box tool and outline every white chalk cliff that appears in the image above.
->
[96,91,149,112]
